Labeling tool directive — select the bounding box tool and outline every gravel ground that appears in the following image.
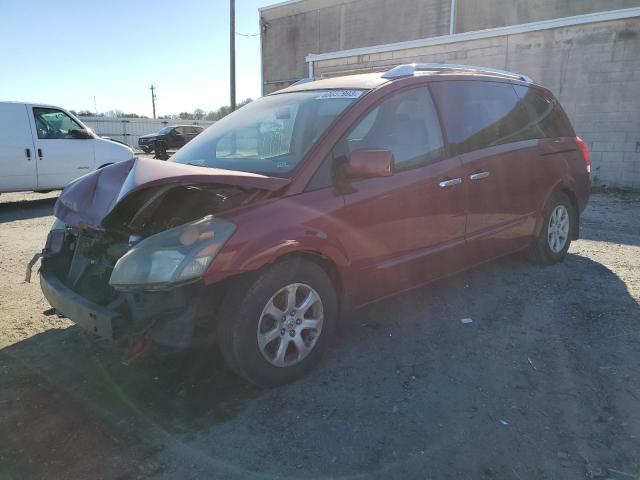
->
[0,190,639,480]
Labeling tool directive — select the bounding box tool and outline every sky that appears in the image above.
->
[0,0,282,117]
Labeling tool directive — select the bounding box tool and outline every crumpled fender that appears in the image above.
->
[203,224,351,285]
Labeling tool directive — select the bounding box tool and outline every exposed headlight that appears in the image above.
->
[109,215,235,288]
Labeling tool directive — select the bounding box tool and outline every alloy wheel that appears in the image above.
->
[548,205,570,253]
[256,283,324,367]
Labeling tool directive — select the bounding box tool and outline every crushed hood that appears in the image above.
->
[54,157,290,230]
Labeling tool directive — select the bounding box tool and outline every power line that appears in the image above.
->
[236,31,259,37]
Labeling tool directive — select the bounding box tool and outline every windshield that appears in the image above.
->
[169,90,364,176]
[158,126,173,134]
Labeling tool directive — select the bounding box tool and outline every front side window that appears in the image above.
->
[169,90,362,176]
[430,80,531,155]
[33,108,83,140]
[344,86,445,171]
[159,126,173,135]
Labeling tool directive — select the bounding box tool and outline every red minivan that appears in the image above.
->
[37,64,590,386]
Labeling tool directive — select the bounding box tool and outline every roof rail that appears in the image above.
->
[381,63,533,83]
[290,77,316,86]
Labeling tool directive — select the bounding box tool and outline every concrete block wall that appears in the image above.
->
[313,18,640,189]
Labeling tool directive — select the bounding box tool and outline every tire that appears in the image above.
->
[527,192,575,265]
[217,257,337,387]
[143,147,153,154]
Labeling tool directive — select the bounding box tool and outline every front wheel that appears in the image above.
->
[527,192,575,265]
[217,258,337,387]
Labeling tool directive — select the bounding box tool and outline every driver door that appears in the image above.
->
[29,107,94,189]
[335,86,468,305]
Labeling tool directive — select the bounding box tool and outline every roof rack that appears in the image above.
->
[381,63,533,83]
[290,77,316,86]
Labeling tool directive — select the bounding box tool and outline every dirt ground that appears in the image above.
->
[0,190,639,480]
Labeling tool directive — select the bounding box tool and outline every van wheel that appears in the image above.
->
[217,258,337,387]
[527,192,575,265]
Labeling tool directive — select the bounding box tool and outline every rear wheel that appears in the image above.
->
[527,192,575,265]
[217,258,337,387]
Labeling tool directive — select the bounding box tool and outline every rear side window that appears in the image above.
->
[513,85,574,138]
[430,80,531,155]
[344,86,445,171]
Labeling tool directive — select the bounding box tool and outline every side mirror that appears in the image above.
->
[343,149,395,179]
[69,129,92,139]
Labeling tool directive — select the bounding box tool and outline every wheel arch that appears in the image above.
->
[205,246,349,313]
[536,179,580,240]
[559,187,580,240]
[271,250,345,299]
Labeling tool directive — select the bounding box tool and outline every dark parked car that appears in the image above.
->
[36,64,590,387]
[137,125,204,153]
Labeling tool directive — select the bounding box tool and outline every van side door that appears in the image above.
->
[0,104,38,192]
[334,86,467,305]
[430,80,540,264]
[29,107,95,189]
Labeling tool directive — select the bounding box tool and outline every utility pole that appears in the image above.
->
[230,0,236,111]
[150,85,157,119]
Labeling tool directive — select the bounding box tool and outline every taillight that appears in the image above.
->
[575,136,590,173]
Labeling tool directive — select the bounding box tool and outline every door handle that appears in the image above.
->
[25,148,31,160]
[439,178,463,188]
[37,148,43,159]
[469,171,490,181]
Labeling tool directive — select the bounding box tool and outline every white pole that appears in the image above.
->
[308,59,314,79]
[449,0,456,35]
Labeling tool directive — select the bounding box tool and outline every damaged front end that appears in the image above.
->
[35,158,288,354]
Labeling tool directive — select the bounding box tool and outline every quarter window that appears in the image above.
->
[33,108,83,140]
[430,81,530,154]
[344,86,445,171]
[513,85,574,138]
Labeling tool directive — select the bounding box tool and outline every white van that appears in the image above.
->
[0,101,133,193]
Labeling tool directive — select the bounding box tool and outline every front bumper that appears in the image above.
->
[40,267,214,348]
[41,269,119,339]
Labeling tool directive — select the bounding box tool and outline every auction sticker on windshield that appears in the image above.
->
[315,90,364,100]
